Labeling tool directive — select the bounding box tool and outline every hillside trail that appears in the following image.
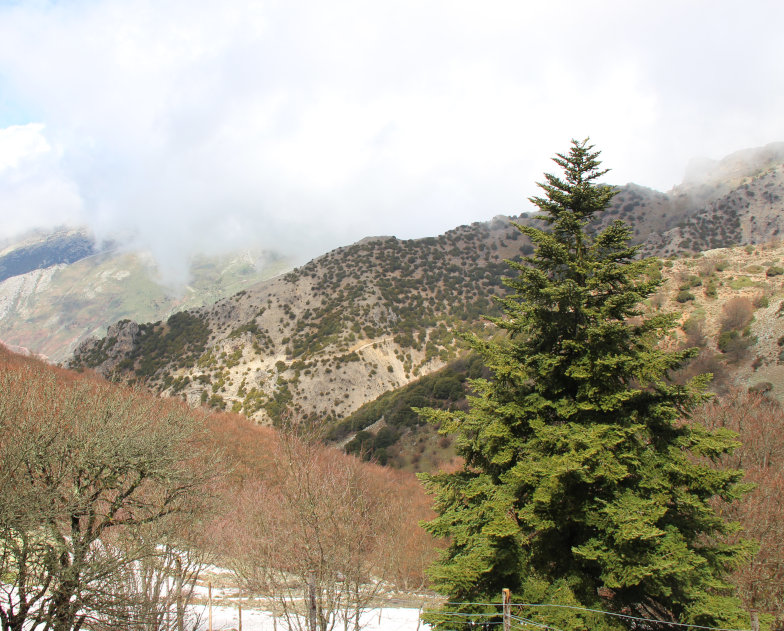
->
[349,337,394,354]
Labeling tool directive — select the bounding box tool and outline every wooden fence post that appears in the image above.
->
[502,588,511,631]
[208,581,213,631]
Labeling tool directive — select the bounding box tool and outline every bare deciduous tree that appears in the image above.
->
[0,360,213,631]
[221,429,436,631]
[692,390,784,628]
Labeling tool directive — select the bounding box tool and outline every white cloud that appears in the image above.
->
[0,0,782,276]
[0,123,84,234]
[0,124,51,171]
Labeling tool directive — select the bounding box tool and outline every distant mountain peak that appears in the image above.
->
[0,227,98,282]
[681,141,784,187]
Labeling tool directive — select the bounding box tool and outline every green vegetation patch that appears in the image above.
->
[728,275,762,290]
[330,355,486,465]
[132,312,211,379]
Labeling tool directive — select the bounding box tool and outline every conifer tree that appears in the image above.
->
[419,140,749,631]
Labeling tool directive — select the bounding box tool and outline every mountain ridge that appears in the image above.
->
[40,142,784,427]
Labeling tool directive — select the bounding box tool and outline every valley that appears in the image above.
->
[4,141,784,630]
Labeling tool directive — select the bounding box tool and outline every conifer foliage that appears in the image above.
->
[419,140,748,630]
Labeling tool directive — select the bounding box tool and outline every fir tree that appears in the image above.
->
[419,140,749,631]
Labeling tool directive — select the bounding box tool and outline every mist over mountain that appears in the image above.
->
[2,2,783,287]
[0,229,293,361]
[67,142,784,441]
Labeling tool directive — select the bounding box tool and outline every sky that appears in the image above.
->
[0,0,783,283]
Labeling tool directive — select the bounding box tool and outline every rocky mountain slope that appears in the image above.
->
[71,216,531,424]
[68,142,784,427]
[0,229,292,361]
[333,241,784,471]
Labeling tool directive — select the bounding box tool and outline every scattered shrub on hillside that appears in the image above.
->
[678,274,702,290]
[107,312,212,381]
[698,260,717,277]
[728,276,759,290]
[721,297,755,332]
[671,349,731,393]
[648,290,667,310]
[748,380,772,393]
[766,265,784,277]
[717,329,755,362]
[208,394,225,410]
[676,290,695,303]
[228,319,262,338]
[683,314,707,347]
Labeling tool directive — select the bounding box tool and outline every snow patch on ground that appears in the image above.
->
[189,605,429,631]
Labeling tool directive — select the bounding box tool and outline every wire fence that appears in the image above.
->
[420,600,753,631]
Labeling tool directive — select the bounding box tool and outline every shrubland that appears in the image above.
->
[692,391,784,629]
[0,346,437,631]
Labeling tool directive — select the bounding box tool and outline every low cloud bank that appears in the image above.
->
[0,1,783,282]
